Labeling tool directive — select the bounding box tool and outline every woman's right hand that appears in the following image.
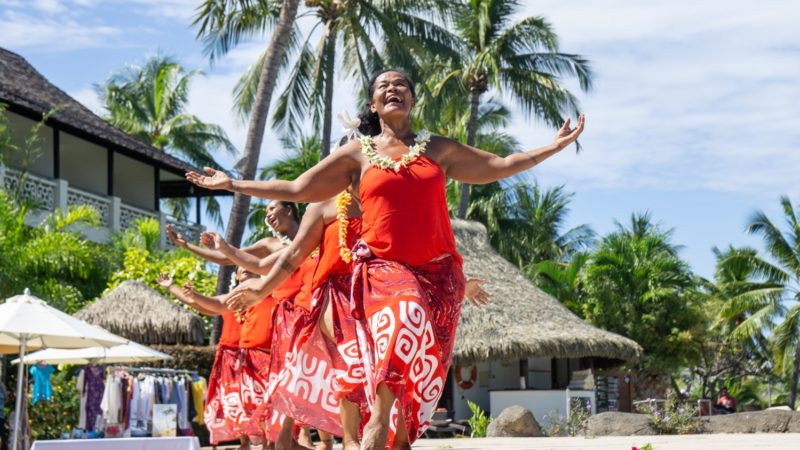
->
[186,167,233,191]
[200,231,228,252]
[156,273,173,288]
[165,224,186,248]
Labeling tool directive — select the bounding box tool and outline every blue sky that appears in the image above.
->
[1,0,798,279]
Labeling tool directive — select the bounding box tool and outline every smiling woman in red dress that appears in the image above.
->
[187,68,585,450]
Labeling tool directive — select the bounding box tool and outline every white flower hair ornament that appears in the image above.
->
[337,110,362,141]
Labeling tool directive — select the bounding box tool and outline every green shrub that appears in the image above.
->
[636,391,699,434]
[542,398,592,436]
[467,400,491,437]
[29,368,79,440]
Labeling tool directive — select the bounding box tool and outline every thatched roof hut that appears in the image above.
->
[75,281,205,346]
[452,219,642,365]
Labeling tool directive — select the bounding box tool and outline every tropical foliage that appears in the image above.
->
[108,218,217,300]
[97,55,235,225]
[0,191,111,313]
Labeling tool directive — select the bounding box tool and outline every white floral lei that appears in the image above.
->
[360,129,431,171]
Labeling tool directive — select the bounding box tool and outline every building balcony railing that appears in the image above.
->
[0,164,203,248]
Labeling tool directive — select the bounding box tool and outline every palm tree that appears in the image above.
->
[461,181,594,274]
[233,0,458,158]
[193,0,302,342]
[743,196,800,407]
[430,0,593,218]
[97,55,236,225]
[693,245,780,401]
[583,212,702,371]
[535,251,590,315]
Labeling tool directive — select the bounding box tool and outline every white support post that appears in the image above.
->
[110,196,121,233]
[54,178,69,212]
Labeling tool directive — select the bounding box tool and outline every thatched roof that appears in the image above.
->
[0,47,222,197]
[452,219,643,365]
[75,281,205,346]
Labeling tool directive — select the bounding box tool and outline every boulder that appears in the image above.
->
[700,410,794,433]
[582,412,655,436]
[486,405,543,437]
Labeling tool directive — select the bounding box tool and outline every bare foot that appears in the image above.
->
[297,427,314,449]
[361,420,389,450]
[344,441,362,450]
[292,440,315,450]
[315,439,335,450]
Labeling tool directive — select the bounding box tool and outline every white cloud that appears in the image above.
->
[0,10,120,50]
[500,0,800,199]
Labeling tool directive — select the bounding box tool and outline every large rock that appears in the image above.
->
[700,410,794,433]
[582,412,655,436]
[486,405,543,437]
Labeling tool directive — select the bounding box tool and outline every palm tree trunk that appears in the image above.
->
[212,0,301,343]
[457,90,481,219]
[320,21,336,159]
[789,343,800,409]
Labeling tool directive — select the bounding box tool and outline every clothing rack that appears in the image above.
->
[109,366,198,376]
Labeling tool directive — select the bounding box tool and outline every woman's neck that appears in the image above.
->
[378,117,414,142]
[284,221,299,240]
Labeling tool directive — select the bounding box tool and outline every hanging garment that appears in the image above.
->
[29,364,55,404]
[84,364,106,432]
[100,373,122,425]
[77,368,87,429]
[191,377,206,424]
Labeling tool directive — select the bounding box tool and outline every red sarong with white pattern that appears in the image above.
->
[204,345,244,444]
[236,348,271,442]
[265,219,366,438]
[348,241,465,446]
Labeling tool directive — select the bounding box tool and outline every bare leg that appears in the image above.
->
[297,425,314,449]
[340,399,362,450]
[238,435,251,450]
[315,430,335,450]
[390,413,410,450]
[361,383,394,450]
[276,417,294,450]
[320,297,361,450]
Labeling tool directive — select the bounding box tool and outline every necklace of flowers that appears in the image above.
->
[228,273,247,324]
[360,129,431,171]
[266,222,292,247]
[336,191,353,263]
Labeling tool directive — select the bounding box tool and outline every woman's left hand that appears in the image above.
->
[553,115,586,150]
[465,278,490,307]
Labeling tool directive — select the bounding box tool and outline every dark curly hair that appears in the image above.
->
[358,68,416,137]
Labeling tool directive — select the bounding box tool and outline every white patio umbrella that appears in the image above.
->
[12,341,172,365]
[0,289,127,449]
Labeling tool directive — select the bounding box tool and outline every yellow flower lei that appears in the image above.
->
[336,191,353,263]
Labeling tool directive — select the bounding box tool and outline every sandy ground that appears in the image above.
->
[202,433,800,450]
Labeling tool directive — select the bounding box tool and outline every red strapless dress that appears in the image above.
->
[352,155,465,446]
[205,311,243,444]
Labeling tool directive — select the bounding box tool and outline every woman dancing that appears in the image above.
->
[210,190,363,450]
[157,268,253,449]
[187,68,584,449]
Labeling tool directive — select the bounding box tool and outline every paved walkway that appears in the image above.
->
[203,433,800,450]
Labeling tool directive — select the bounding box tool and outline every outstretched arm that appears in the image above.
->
[200,232,284,275]
[185,141,361,202]
[441,116,585,184]
[158,274,220,316]
[181,283,228,315]
[226,202,328,311]
[167,225,275,266]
